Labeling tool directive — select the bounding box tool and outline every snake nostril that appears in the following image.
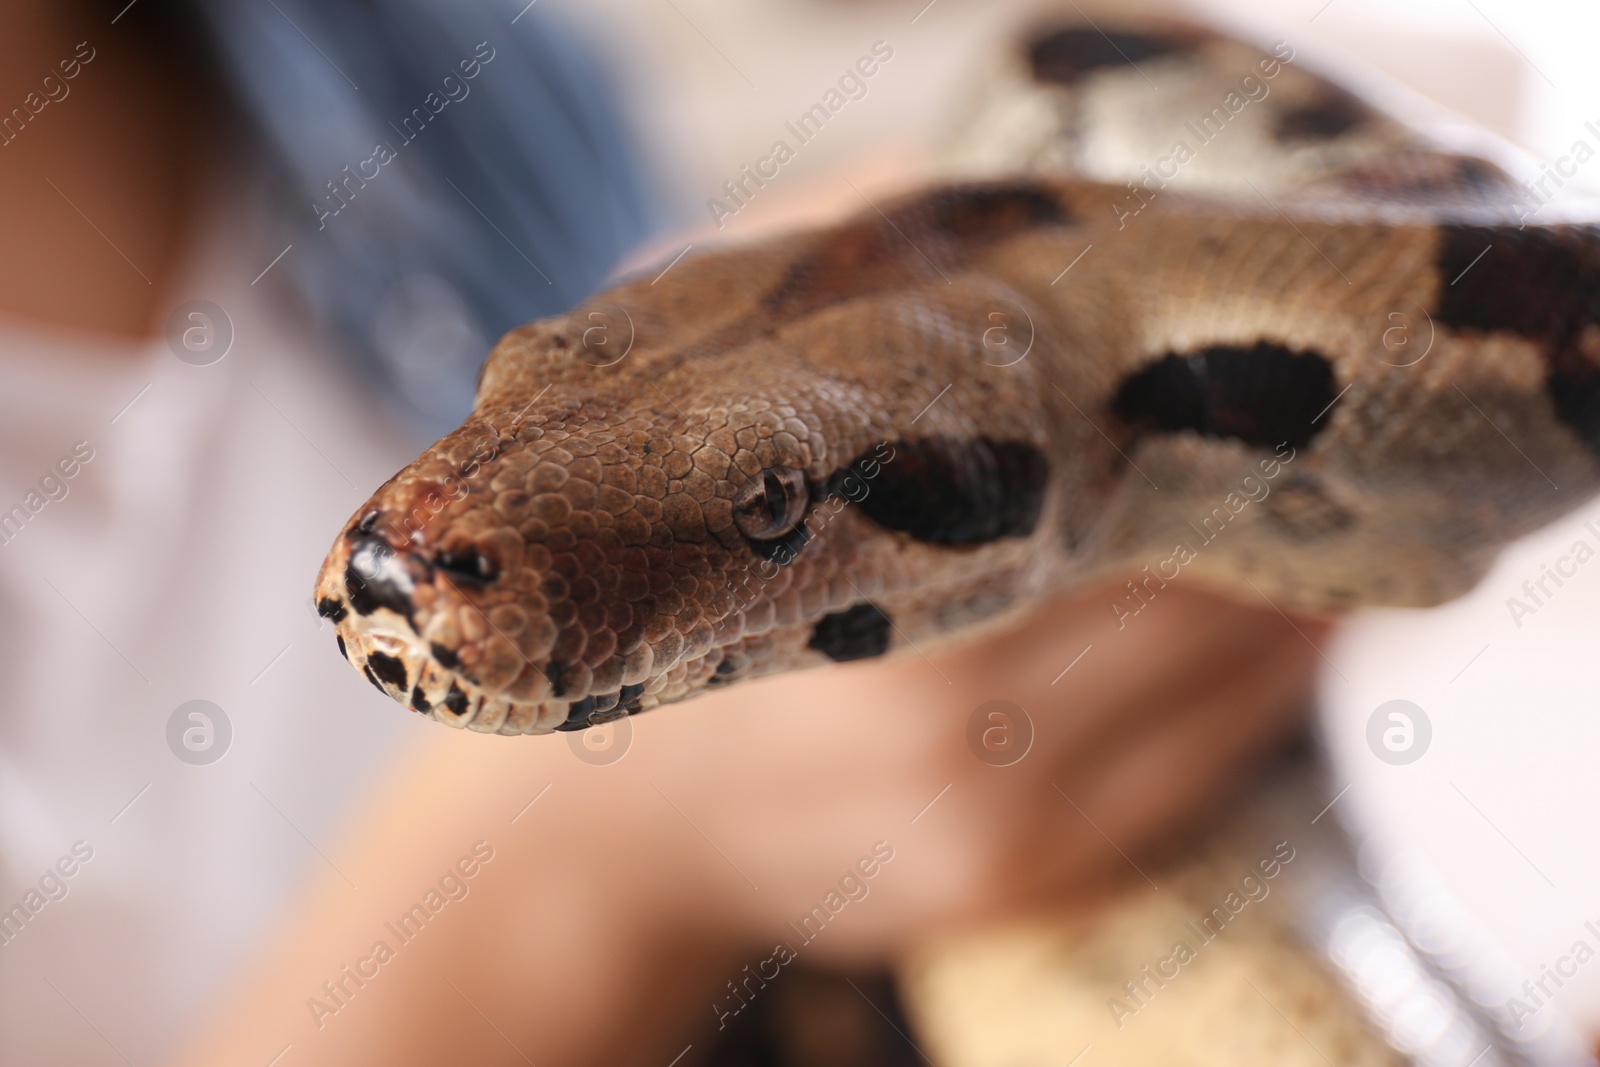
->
[434,548,497,583]
[345,535,417,621]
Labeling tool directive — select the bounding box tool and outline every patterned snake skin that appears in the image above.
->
[313,12,1600,749]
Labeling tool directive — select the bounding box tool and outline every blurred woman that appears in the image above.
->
[0,2,657,1062]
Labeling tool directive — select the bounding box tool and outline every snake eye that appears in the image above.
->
[732,467,809,540]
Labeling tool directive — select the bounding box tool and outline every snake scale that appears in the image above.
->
[314,11,1600,739]
[308,7,1600,1061]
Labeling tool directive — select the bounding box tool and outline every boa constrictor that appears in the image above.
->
[313,8,1597,1064]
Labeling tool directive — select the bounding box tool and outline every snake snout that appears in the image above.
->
[316,391,858,735]
[315,494,661,734]
[344,533,422,621]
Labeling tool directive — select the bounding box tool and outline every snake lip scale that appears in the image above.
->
[314,13,1600,738]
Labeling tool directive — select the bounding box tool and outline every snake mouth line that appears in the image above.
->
[336,625,660,736]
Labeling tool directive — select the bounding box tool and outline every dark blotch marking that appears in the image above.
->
[410,686,432,714]
[335,633,348,660]
[1435,224,1600,457]
[923,184,1067,242]
[586,692,626,726]
[1111,342,1337,450]
[316,597,347,624]
[362,665,385,693]
[707,658,739,687]
[443,682,470,717]
[546,660,568,699]
[555,695,598,732]
[345,535,416,623]
[1274,91,1369,142]
[766,183,1070,319]
[620,682,647,703]
[1328,153,1511,204]
[842,438,1049,545]
[430,642,459,669]
[366,651,409,691]
[1028,26,1191,84]
[1435,225,1600,337]
[809,603,892,663]
[1450,157,1509,195]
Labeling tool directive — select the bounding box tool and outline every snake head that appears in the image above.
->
[311,387,1050,735]
[312,188,1079,734]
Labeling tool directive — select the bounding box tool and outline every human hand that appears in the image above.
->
[180,577,1330,1067]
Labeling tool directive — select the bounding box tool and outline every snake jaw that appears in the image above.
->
[314,509,651,735]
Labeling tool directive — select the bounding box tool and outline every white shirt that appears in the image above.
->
[0,205,424,1064]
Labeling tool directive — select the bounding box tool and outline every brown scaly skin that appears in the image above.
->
[314,14,1600,736]
[312,174,1600,734]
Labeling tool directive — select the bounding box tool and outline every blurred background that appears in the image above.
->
[0,0,1597,1063]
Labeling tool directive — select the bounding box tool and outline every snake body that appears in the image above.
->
[313,11,1600,742]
